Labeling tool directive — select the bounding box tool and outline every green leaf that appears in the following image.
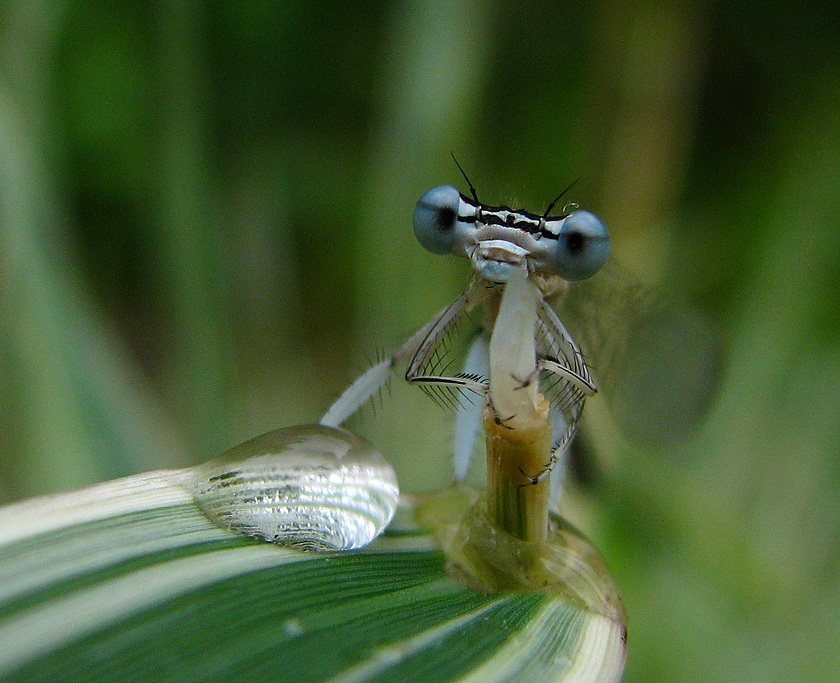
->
[0,470,626,682]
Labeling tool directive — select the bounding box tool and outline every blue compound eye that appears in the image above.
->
[552,210,610,281]
[413,185,461,255]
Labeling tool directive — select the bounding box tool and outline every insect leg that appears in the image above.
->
[537,301,598,395]
[405,288,489,400]
[453,333,489,481]
[511,301,596,491]
[320,304,452,428]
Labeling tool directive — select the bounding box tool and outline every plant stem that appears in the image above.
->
[484,395,552,543]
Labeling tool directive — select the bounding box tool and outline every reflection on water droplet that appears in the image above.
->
[189,425,399,551]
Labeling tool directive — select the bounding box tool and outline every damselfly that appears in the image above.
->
[320,167,614,494]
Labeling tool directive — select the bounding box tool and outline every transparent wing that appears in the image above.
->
[553,260,725,447]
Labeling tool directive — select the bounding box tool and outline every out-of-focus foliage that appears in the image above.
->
[0,2,837,681]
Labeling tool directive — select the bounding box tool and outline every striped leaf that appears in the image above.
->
[0,469,626,682]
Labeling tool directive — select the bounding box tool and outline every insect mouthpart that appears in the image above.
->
[478,239,529,264]
[475,239,530,282]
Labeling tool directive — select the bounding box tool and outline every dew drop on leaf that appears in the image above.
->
[189,425,399,551]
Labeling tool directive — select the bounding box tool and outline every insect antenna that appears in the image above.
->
[543,178,580,217]
[450,152,479,203]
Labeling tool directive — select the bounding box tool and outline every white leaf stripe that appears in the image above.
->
[0,545,309,676]
[326,594,546,683]
[0,470,194,546]
[2,558,503,682]
[458,599,584,682]
[0,505,238,609]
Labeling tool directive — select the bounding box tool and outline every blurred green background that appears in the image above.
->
[0,1,837,681]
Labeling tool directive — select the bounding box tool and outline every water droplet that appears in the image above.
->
[282,618,304,636]
[189,425,399,551]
